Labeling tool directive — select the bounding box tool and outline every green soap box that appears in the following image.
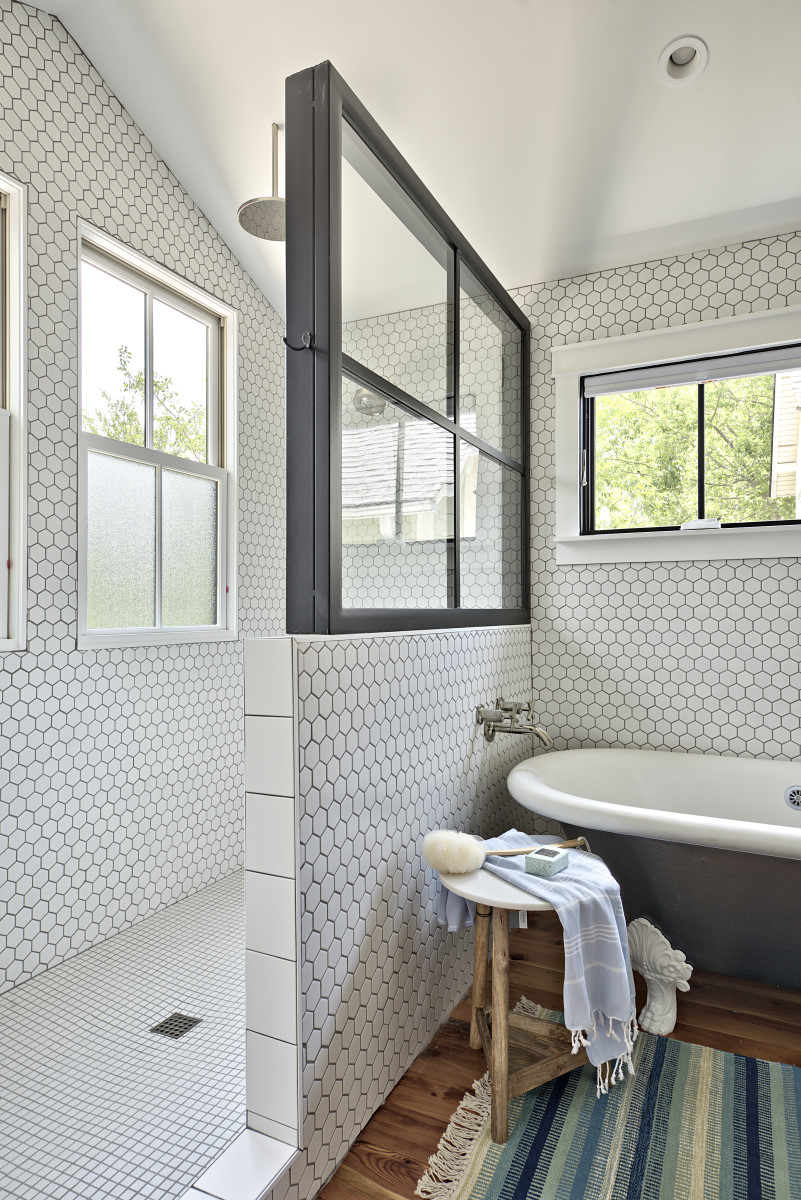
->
[524,846,569,877]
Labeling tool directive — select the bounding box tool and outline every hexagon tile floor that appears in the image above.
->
[0,869,244,1200]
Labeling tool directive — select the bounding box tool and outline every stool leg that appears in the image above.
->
[491,907,510,1143]
[470,904,491,1050]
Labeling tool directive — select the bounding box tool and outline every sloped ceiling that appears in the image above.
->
[42,0,801,318]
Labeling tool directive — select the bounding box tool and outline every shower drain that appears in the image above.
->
[785,787,801,810]
[149,1012,202,1039]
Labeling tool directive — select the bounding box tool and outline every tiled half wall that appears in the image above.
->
[243,625,551,1200]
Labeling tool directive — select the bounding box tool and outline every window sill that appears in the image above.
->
[0,635,26,653]
[78,628,238,651]
[555,522,801,565]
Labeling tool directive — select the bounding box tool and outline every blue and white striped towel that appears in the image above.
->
[481,829,637,1094]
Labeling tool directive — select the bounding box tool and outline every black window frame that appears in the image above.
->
[579,345,801,536]
[285,61,530,634]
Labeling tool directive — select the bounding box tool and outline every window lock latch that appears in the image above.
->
[581,448,588,487]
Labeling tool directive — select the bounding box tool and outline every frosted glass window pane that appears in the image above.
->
[81,261,146,446]
[161,470,218,627]
[153,299,209,463]
[86,452,155,629]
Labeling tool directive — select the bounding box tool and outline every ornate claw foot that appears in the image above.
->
[627,917,692,1035]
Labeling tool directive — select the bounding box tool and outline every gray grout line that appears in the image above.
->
[0,870,245,1200]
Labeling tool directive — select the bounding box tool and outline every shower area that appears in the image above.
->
[0,3,288,1196]
[0,873,245,1200]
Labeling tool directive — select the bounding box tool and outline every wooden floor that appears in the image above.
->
[318,912,801,1200]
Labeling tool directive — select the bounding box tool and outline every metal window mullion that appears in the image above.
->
[698,382,705,519]
[154,462,162,631]
[451,251,460,609]
[579,387,595,534]
[342,353,522,471]
[452,433,460,609]
[145,290,154,449]
[216,476,225,627]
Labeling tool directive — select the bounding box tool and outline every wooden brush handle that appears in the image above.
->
[489,837,586,858]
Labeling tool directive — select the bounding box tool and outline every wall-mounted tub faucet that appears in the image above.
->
[476,699,553,747]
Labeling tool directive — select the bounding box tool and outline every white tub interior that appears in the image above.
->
[508,748,801,858]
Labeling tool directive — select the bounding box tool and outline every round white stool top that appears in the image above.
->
[438,867,555,912]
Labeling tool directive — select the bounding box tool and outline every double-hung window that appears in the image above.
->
[580,347,801,535]
[78,228,237,646]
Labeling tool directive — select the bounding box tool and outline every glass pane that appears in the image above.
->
[460,268,522,461]
[460,447,523,609]
[162,470,218,627]
[341,122,451,416]
[86,452,155,629]
[153,299,209,463]
[594,385,698,530]
[341,376,453,608]
[81,260,146,446]
[705,372,798,523]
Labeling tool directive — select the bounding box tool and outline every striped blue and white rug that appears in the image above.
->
[416,1001,801,1200]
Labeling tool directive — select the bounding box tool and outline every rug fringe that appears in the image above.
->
[514,995,545,1020]
[414,999,544,1200]
[414,1073,492,1200]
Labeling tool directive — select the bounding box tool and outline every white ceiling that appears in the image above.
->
[43,0,801,320]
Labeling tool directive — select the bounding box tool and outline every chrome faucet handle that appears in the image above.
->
[476,699,552,746]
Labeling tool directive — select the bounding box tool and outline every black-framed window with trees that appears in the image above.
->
[580,345,801,535]
[285,62,530,634]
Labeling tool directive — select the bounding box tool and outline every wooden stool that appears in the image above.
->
[439,867,589,1143]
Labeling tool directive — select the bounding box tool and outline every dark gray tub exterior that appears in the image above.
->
[563,824,801,992]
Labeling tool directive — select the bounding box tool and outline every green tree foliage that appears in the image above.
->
[594,374,793,529]
[82,346,206,462]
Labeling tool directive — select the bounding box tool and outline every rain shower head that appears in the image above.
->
[238,122,286,242]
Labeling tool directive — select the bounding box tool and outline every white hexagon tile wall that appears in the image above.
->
[519,242,801,760]
[283,625,543,1200]
[0,0,285,994]
[276,243,801,1200]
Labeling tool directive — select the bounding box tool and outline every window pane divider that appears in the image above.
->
[145,290,154,449]
[154,455,162,629]
[80,431,225,481]
[697,382,705,520]
[450,251,460,609]
[342,354,523,474]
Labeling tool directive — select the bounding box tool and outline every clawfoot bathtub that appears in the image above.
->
[508,749,801,992]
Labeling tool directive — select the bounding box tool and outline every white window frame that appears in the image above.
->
[553,305,801,565]
[0,171,27,652]
[77,223,238,647]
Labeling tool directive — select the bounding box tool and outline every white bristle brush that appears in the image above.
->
[422,829,587,874]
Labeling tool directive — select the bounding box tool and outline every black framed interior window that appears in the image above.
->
[285,62,530,634]
[580,344,801,535]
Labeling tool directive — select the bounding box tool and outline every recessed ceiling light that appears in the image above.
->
[659,36,708,86]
